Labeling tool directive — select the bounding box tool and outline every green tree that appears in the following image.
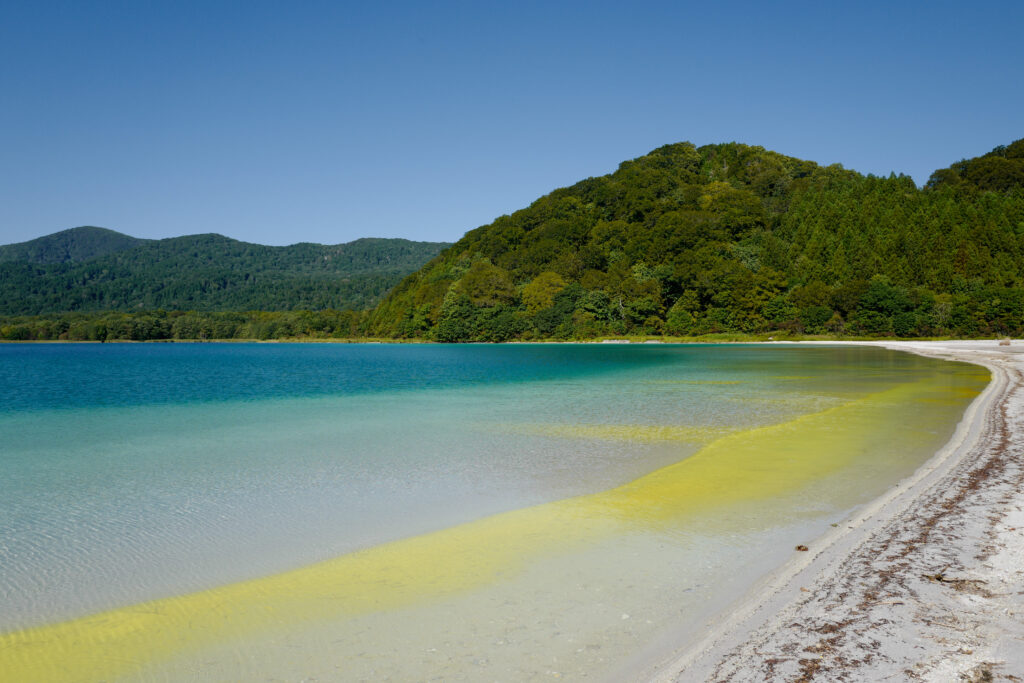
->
[521,271,567,313]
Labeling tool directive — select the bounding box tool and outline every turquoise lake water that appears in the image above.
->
[0,343,988,680]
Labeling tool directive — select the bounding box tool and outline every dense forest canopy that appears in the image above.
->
[927,139,1024,193]
[0,309,365,342]
[367,139,1024,341]
[0,226,149,264]
[0,229,450,315]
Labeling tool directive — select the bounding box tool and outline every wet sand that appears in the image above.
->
[643,340,1024,682]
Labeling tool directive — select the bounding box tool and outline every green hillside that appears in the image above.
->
[0,226,149,264]
[927,138,1024,192]
[0,229,450,314]
[368,139,1024,341]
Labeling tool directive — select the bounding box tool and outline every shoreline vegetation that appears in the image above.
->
[0,310,1012,344]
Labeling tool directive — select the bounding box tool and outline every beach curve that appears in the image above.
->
[640,340,1024,682]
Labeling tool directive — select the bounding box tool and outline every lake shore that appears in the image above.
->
[640,340,1024,682]
[1,340,1011,681]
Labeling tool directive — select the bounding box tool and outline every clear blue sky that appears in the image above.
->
[1,1,1021,246]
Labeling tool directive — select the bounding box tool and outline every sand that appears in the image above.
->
[642,340,1024,682]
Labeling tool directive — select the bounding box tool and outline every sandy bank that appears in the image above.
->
[642,341,1024,682]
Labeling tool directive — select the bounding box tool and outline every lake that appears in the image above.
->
[0,343,988,681]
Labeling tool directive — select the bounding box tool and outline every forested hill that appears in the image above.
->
[0,226,150,264]
[927,138,1024,192]
[369,139,1024,341]
[0,229,450,314]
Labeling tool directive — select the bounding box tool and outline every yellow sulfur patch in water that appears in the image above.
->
[492,422,738,443]
[0,370,987,682]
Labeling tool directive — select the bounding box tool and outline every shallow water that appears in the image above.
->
[0,343,988,681]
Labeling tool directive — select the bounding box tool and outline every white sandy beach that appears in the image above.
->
[641,340,1024,682]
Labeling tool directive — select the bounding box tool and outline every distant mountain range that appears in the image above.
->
[0,227,450,314]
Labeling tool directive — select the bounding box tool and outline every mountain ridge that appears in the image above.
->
[0,226,151,264]
[0,227,451,314]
